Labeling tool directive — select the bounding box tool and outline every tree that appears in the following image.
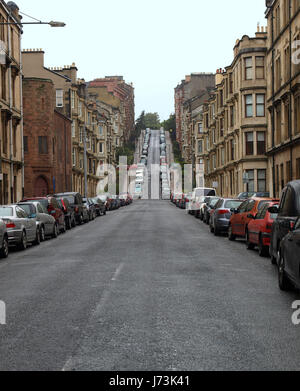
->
[161,114,176,140]
[144,112,160,129]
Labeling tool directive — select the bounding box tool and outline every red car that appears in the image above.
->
[21,196,66,233]
[247,201,279,257]
[228,197,279,242]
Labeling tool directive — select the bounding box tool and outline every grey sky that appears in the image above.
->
[16,0,267,121]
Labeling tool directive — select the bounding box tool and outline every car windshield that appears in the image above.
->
[34,199,48,209]
[98,196,106,201]
[258,200,271,210]
[210,198,220,207]
[0,207,13,217]
[225,200,243,209]
[19,204,34,215]
[63,196,75,204]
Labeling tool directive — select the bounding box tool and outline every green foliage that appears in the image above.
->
[144,112,160,129]
[161,114,176,137]
[116,144,135,166]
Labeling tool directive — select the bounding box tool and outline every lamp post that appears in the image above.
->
[0,11,65,201]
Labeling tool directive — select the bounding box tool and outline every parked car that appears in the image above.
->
[269,180,300,265]
[97,194,111,211]
[111,195,121,209]
[277,217,300,291]
[246,201,279,256]
[228,197,279,242]
[56,197,76,229]
[21,196,66,233]
[53,192,88,225]
[91,197,106,215]
[0,218,8,258]
[18,201,57,240]
[0,205,39,250]
[83,198,97,221]
[189,187,217,215]
[200,197,219,222]
[209,198,243,236]
[237,192,255,200]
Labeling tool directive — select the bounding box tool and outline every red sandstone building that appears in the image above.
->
[23,77,72,197]
[88,76,135,143]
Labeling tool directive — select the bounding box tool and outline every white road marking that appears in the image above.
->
[111,262,124,281]
[61,262,125,371]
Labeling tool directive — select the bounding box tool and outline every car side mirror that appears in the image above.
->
[268,206,278,214]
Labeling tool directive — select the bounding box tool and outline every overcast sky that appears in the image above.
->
[16,0,267,121]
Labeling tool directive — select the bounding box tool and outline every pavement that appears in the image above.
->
[0,201,300,370]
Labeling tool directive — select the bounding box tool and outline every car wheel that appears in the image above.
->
[40,225,45,242]
[71,217,76,228]
[246,230,255,250]
[79,214,84,225]
[18,231,27,251]
[0,236,9,258]
[228,225,236,241]
[61,220,66,233]
[66,217,71,230]
[200,212,204,221]
[34,229,41,246]
[52,224,58,239]
[278,251,292,291]
[258,235,268,257]
[102,209,106,216]
[214,224,219,236]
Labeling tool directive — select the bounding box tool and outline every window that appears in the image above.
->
[247,170,255,192]
[212,154,216,170]
[198,123,203,134]
[220,118,224,137]
[245,95,253,117]
[23,136,28,153]
[275,5,281,37]
[99,142,104,153]
[56,89,63,108]
[198,140,203,154]
[255,56,265,79]
[284,46,290,82]
[72,148,76,167]
[257,132,266,154]
[246,132,254,155]
[297,158,300,179]
[2,113,7,154]
[72,121,76,138]
[275,56,282,91]
[257,169,266,192]
[99,125,103,136]
[38,136,48,154]
[93,160,96,175]
[294,95,300,135]
[80,126,84,143]
[1,65,6,100]
[0,14,5,42]
[286,161,291,183]
[78,101,82,117]
[245,57,253,80]
[276,105,282,144]
[221,147,225,165]
[256,94,265,117]
[230,139,235,161]
[71,90,75,109]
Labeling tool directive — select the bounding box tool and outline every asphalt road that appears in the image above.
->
[0,200,300,371]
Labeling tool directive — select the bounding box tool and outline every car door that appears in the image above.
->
[16,207,35,241]
[234,201,248,235]
[249,208,263,244]
[284,218,300,282]
[37,203,52,235]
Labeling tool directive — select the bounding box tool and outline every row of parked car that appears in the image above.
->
[0,191,133,259]
[171,180,300,292]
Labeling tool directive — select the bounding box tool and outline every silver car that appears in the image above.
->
[0,205,39,250]
[18,202,56,241]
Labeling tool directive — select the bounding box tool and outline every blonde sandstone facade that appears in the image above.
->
[0,1,23,203]
[203,29,269,197]
[265,0,300,197]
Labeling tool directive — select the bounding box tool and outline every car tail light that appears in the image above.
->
[75,207,79,213]
[185,198,189,203]
[218,209,229,215]
[290,221,295,231]
[4,220,16,228]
